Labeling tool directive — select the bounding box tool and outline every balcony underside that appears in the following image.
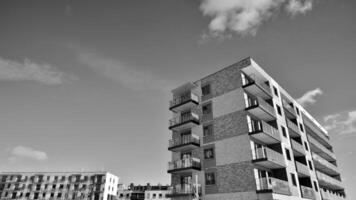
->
[246,105,276,121]
[169,120,199,131]
[253,158,286,169]
[167,167,201,174]
[168,142,200,152]
[249,131,280,145]
[169,100,198,113]
[243,82,271,100]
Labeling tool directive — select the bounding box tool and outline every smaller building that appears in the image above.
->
[0,171,119,200]
[117,184,170,200]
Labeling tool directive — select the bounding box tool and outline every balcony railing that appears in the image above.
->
[316,171,344,190]
[253,147,285,168]
[168,134,200,151]
[242,73,272,99]
[295,161,310,177]
[303,116,330,146]
[291,139,305,156]
[300,185,315,199]
[248,120,281,144]
[321,189,346,200]
[307,135,336,162]
[167,184,201,197]
[312,153,339,176]
[169,92,199,112]
[283,102,297,119]
[245,96,276,121]
[168,157,201,173]
[256,177,291,195]
[286,119,300,137]
[169,112,199,130]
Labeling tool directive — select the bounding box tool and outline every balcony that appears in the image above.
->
[248,120,281,144]
[307,135,336,162]
[253,147,286,169]
[168,134,200,152]
[283,102,297,120]
[295,161,310,177]
[169,112,199,131]
[291,139,305,157]
[300,185,315,199]
[316,171,344,191]
[312,153,339,176]
[256,177,291,195]
[286,119,300,138]
[169,92,199,113]
[242,74,272,100]
[245,96,276,121]
[303,116,331,148]
[167,184,201,198]
[168,157,201,173]
[321,189,346,200]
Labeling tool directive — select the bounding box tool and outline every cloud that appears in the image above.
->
[78,52,175,92]
[297,88,323,107]
[0,57,69,85]
[9,146,48,162]
[323,110,356,135]
[199,0,313,38]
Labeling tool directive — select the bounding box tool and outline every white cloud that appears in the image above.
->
[199,0,314,38]
[323,110,356,135]
[78,52,175,92]
[297,88,323,107]
[9,146,48,162]
[0,57,68,85]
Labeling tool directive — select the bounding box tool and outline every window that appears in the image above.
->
[205,172,216,185]
[203,124,213,137]
[276,105,282,115]
[281,126,287,137]
[273,86,279,97]
[204,148,214,159]
[299,123,304,132]
[308,160,313,170]
[296,107,300,116]
[304,142,309,151]
[313,181,319,191]
[153,193,156,199]
[202,103,212,115]
[290,173,297,186]
[202,84,211,96]
[57,193,62,198]
[159,193,162,198]
[285,148,291,160]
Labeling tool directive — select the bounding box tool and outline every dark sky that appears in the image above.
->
[0,0,355,197]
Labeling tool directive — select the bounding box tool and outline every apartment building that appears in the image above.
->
[167,57,346,200]
[0,171,119,200]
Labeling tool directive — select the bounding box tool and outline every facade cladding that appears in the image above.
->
[0,171,119,200]
[167,57,346,200]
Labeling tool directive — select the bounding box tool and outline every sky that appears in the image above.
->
[0,0,355,198]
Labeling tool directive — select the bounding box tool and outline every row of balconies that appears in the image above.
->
[312,153,339,176]
[303,116,330,147]
[320,189,346,200]
[316,171,344,191]
[307,135,336,162]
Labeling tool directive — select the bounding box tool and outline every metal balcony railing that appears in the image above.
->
[170,93,199,108]
[168,183,201,196]
[248,120,280,142]
[168,134,200,149]
[254,147,285,166]
[169,112,199,128]
[256,177,291,195]
[300,185,315,199]
[168,157,201,172]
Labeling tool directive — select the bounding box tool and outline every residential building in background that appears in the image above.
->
[117,184,170,200]
[167,57,346,200]
[0,171,119,200]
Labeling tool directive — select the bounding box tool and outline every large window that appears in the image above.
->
[204,148,214,159]
[203,124,213,137]
[202,84,211,96]
[205,172,216,185]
